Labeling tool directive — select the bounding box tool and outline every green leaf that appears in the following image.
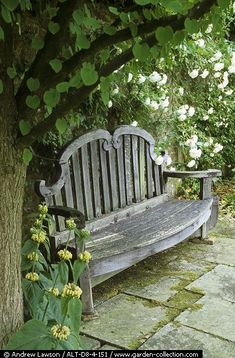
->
[26,95,40,109]
[7,66,16,79]
[76,33,90,49]
[31,36,44,50]
[155,26,174,45]
[132,42,150,61]
[134,0,151,5]
[217,0,230,9]
[69,73,82,88]
[1,0,19,11]
[19,120,31,136]
[83,17,100,29]
[43,89,60,108]
[21,239,38,255]
[68,298,82,333]
[49,58,62,73]
[6,319,53,350]
[108,6,119,15]
[1,4,12,23]
[184,18,200,34]
[0,79,3,94]
[129,23,138,37]
[48,21,60,34]
[103,25,116,35]
[56,81,69,93]
[56,118,68,134]
[0,26,4,40]
[61,296,71,317]
[172,30,186,45]
[58,261,68,284]
[22,148,33,165]
[162,0,184,13]
[100,76,111,105]
[80,62,98,86]
[73,259,86,282]
[26,77,40,92]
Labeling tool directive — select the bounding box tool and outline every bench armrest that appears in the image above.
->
[48,206,85,229]
[163,169,221,179]
[163,169,221,200]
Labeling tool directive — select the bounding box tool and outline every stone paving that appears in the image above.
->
[81,217,235,356]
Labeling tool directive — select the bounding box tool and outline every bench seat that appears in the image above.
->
[86,199,212,278]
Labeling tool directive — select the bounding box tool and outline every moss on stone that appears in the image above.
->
[189,303,204,311]
[166,289,203,310]
[186,286,206,295]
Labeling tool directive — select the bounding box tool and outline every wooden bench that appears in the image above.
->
[35,126,221,314]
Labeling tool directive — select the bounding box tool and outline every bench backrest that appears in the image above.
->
[36,126,163,229]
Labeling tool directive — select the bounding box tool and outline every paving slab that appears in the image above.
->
[177,296,235,342]
[80,335,101,350]
[186,264,235,303]
[81,293,179,349]
[139,323,235,357]
[123,277,184,302]
[99,345,119,350]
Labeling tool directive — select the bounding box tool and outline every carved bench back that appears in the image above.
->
[37,126,163,229]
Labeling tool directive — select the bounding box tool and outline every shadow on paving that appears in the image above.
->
[81,218,235,357]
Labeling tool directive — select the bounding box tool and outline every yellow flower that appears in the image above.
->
[51,324,70,341]
[79,251,92,263]
[48,287,59,297]
[79,228,91,240]
[61,283,82,298]
[57,249,72,261]
[25,272,39,282]
[38,204,48,215]
[65,218,76,230]
[31,231,47,243]
[27,252,39,261]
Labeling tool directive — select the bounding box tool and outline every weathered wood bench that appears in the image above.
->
[35,126,221,314]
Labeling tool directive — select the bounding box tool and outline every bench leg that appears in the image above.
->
[80,265,97,318]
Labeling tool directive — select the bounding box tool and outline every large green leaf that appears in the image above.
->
[6,319,54,350]
[218,0,230,9]
[31,36,44,50]
[22,148,33,165]
[26,95,40,109]
[68,298,82,334]
[19,120,31,136]
[1,4,12,23]
[43,89,60,108]
[103,25,116,35]
[155,26,174,45]
[22,279,44,316]
[134,0,151,5]
[49,59,62,73]
[48,21,60,34]
[162,0,185,13]
[21,239,38,255]
[76,33,90,49]
[1,0,19,11]
[73,259,86,282]
[132,42,150,61]
[58,261,69,284]
[26,77,40,92]
[56,118,68,134]
[184,18,200,34]
[7,66,16,79]
[56,82,70,93]
[80,63,98,86]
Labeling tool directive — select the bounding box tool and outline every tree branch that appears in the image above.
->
[17,0,217,149]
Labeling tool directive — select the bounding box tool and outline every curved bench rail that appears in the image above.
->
[113,126,157,161]
[36,126,159,201]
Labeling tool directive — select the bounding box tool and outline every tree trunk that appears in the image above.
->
[0,84,26,347]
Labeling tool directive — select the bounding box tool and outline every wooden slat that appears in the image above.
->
[139,138,146,200]
[54,190,65,231]
[108,148,119,211]
[72,151,85,214]
[90,141,102,218]
[146,143,154,198]
[124,135,132,205]
[117,136,126,208]
[153,163,161,196]
[132,135,140,202]
[81,145,94,220]
[64,162,74,208]
[99,140,111,213]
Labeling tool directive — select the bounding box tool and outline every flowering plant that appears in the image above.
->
[6,205,91,350]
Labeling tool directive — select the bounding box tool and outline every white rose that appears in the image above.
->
[112,87,119,95]
[179,87,184,95]
[158,74,168,86]
[108,100,113,108]
[179,114,187,121]
[228,65,235,74]
[166,156,172,166]
[188,106,195,117]
[191,134,198,143]
[150,100,159,110]
[208,108,214,114]
[195,39,205,48]
[160,97,169,108]
[214,62,224,71]
[200,69,209,78]
[214,72,221,78]
[127,73,133,82]
[138,74,146,84]
[203,115,209,121]
[189,148,202,159]
[189,69,199,79]
[205,24,213,33]
[210,51,222,62]
[145,97,151,105]
[149,71,161,83]
[155,155,164,165]
[177,106,187,115]
[187,160,196,168]
[131,121,138,127]
[213,143,223,153]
